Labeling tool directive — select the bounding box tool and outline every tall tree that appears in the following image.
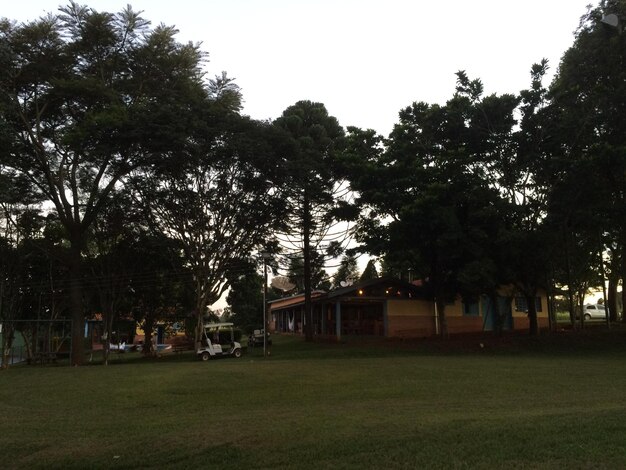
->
[126,233,193,357]
[225,263,264,333]
[0,172,58,367]
[548,0,626,322]
[286,249,331,292]
[274,101,345,341]
[332,253,359,288]
[346,76,508,337]
[82,190,193,363]
[359,259,379,282]
[134,112,286,346]
[0,3,208,364]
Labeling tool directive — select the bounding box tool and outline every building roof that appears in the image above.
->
[268,290,326,310]
[325,276,427,300]
[269,277,429,311]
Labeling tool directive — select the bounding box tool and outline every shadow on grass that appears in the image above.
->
[10,324,626,369]
[242,323,626,361]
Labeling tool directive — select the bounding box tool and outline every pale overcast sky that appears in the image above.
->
[3,0,595,137]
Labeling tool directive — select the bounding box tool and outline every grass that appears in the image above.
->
[2,330,626,469]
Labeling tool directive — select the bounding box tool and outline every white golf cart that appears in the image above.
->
[196,322,242,361]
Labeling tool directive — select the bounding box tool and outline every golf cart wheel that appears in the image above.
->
[201,351,210,361]
[233,348,242,358]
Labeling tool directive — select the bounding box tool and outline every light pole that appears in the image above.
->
[261,252,272,357]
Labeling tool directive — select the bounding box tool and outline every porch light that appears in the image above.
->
[358,289,364,295]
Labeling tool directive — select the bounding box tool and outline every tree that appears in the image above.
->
[547,0,626,323]
[359,259,379,282]
[0,174,26,367]
[274,101,346,341]
[82,190,193,363]
[84,193,135,365]
[0,229,21,369]
[543,159,606,327]
[134,112,286,346]
[332,254,359,288]
[0,172,68,367]
[0,3,208,364]
[286,249,331,292]
[346,75,510,337]
[225,262,264,332]
[126,233,193,357]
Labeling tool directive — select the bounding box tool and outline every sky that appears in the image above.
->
[3,0,596,138]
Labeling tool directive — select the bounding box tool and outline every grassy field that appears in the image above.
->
[2,330,626,469]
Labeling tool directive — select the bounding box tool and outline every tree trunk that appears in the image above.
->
[546,267,556,332]
[435,296,448,339]
[0,280,6,369]
[578,291,585,330]
[526,293,538,335]
[608,274,619,322]
[21,329,33,364]
[194,275,208,348]
[103,310,113,366]
[1,323,15,369]
[195,311,203,348]
[303,195,313,342]
[564,230,576,327]
[143,317,156,357]
[69,239,85,366]
[622,237,626,324]
[490,292,502,336]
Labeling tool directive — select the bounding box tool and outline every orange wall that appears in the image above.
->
[385,290,550,337]
[387,299,435,337]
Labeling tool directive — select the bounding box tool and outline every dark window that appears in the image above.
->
[463,302,480,316]
[515,296,542,312]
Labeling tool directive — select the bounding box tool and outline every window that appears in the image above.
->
[463,301,480,316]
[514,296,542,312]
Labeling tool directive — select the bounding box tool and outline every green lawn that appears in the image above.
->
[2,331,626,469]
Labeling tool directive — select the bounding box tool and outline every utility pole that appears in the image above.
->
[261,252,271,357]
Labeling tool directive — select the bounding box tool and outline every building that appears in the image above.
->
[268,277,549,339]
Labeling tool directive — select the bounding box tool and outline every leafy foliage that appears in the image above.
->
[134,112,286,342]
[332,254,360,288]
[0,2,209,363]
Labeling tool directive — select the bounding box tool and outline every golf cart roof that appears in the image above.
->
[203,322,235,328]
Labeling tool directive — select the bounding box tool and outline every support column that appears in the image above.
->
[335,301,341,342]
[383,301,388,337]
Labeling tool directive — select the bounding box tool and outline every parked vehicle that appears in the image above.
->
[196,323,242,360]
[581,304,608,321]
[248,329,272,347]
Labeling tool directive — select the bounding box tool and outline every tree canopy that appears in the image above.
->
[0,2,272,363]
